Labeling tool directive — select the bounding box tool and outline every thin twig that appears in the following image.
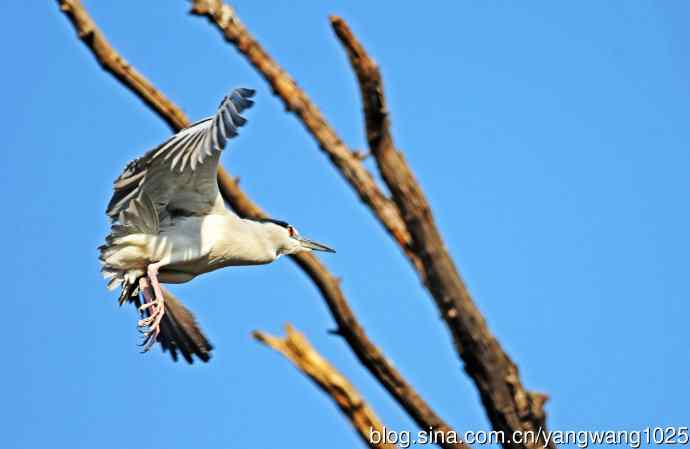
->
[254,325,396,449]
[56,2,464,448]
[330,17,551,449]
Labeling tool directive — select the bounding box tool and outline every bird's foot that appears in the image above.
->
[137,300,164,327]
[137,275,165,353]
[138,300,165,352]
[137,300,160,323]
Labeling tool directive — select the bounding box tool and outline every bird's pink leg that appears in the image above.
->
[147,262,166,307]
[137,277,155,324]
[137,262,166,352]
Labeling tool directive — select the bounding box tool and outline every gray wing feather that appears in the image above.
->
[106,88,255,222]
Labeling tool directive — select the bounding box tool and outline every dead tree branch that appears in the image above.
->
[254,325,396,449]
[57,0,188,130]
[57,2,464,448]
[187,1,550,446]
[330,17,551,449]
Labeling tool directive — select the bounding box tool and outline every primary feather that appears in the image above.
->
[106,88,255,223]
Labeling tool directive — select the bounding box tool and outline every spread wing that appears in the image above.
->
[106,88,255,223]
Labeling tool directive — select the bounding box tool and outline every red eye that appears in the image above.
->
[288,226,295,237]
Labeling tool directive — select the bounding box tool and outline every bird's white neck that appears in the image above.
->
[199,213,277,266]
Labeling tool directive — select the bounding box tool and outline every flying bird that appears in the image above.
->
[99,88,335,363]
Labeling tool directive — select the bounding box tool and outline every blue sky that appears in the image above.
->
[3,1,689,448]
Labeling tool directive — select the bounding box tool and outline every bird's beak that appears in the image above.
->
[299,237,336,253]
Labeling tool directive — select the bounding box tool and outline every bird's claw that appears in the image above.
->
[137,311,158,327]
[137,295,165,352]
[138,320,162,352]
[138,326,160,352]
[138,301,158,312]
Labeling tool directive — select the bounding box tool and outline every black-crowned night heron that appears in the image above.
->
[99,88,335,363]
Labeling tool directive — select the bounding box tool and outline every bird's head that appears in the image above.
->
[260,219,335,256]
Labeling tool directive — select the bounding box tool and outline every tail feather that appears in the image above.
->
[129,286,212,363]
[159,288,213,363]
[158,314,186,362]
